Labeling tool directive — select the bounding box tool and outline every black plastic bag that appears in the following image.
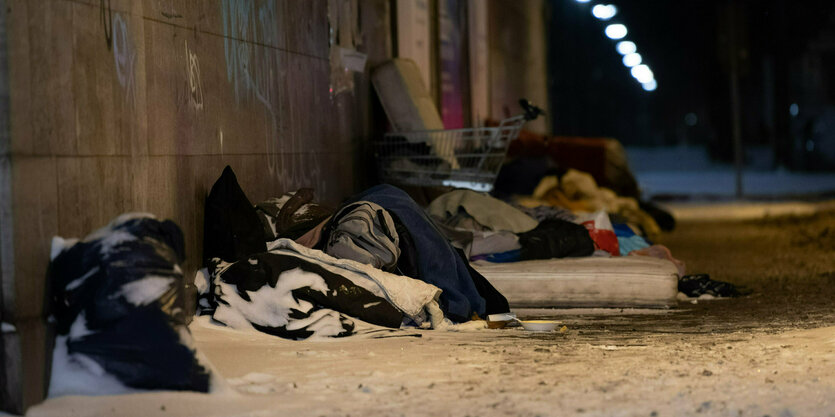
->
[518,218,595,260]
[49,214,211,392]
[203,166,267,267]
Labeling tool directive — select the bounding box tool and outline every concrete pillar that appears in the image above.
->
[0,2,53,413]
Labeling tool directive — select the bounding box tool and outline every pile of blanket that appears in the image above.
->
[431,166,744,299]
[198,167,511,340]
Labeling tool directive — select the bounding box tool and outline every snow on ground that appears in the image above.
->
[26,315,835,417]
[636,169,835,199]
[662,200,835,222]
[626,145,835,199]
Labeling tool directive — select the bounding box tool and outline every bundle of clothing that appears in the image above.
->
[425,181,744,300]
[49,214,214,394]
[199,167,511,341]
[515,169,662,241]
[427,189,595,262]
[425,172,671,262]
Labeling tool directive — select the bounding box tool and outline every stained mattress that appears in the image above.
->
[472,256,679,308]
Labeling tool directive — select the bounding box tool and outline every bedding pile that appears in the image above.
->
[199,167,509,340]
[434,162,744,304]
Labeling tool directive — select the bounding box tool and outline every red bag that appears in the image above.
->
[576,211,620,257]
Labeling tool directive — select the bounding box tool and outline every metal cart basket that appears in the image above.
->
[373,100,544,192]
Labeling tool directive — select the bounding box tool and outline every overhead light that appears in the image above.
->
[592,4,618,20]
[616,41,637,55]
[575,0,591,3]
[642,80,658,92]
[605,24,628,40]
[631,64,654,83]
[622,53,642,67]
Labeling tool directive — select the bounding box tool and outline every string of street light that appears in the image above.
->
[575,0,657,92]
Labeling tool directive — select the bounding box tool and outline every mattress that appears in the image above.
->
[472,256,679,308]
[371,58,444,132]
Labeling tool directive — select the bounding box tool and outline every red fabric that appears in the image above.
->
[493,118,611,187]
[545,137,610,183]
[581,220,620,257]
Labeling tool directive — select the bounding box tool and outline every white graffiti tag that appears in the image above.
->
[185,40,204,110]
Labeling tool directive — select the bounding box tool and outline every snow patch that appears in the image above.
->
[97,230,137,256]
[512,308,676,316]
[73,213,158,259]
[294,204,311,216]
[595,345,620,351]
[435,319,487,332]
[194,268,210,295]
[48,336,141,397]
[242,372,276,384]
[50,236,78,260]
[118,276,174,306]
[69,313,95,339]
[110,212,157,223]
[269,195,293,206]
[225,372,285,395]
[677,292,728,302]
[285,309,347,338]
[214,267,330,331]
[81,212,154,243]
[65,266,100,291]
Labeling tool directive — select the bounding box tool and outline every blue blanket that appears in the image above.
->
[349,185,486,321]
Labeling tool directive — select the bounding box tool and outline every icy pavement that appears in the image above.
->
[25,316,835,417]
[21,194,835,417]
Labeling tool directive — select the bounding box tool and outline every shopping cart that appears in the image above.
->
[373,99,544,192]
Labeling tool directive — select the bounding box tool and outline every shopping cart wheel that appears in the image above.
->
[519,99,545,121]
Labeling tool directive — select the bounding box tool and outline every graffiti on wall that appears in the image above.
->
[220,0,324,194]
[184,40,204,111]
[112,13,136,105]
[221,0,278,105]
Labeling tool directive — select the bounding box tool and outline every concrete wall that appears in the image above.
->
[0,0,391,412]
[488,0,550,133]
